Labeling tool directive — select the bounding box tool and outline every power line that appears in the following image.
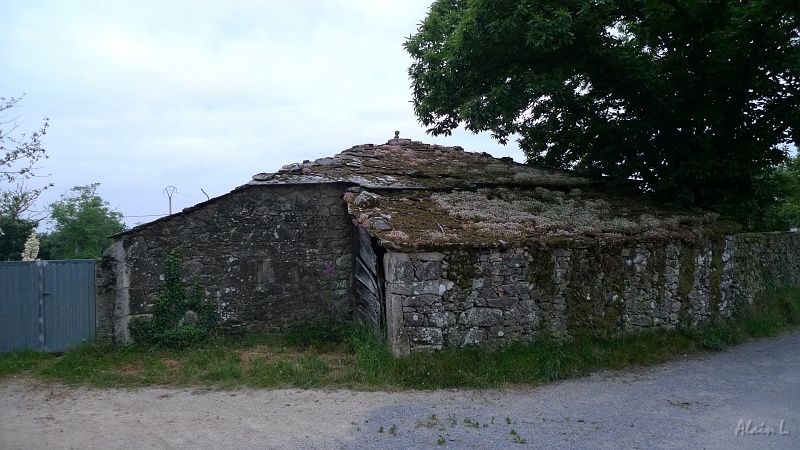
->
[50,188,210,201]
[174,191,204,201]
[37,213,168,222]
[124,214,169,218]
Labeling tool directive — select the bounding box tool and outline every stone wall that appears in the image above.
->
[100,183,354,343]
[732,232,800,302]
[95,248,118,342]
[385,232,800,356]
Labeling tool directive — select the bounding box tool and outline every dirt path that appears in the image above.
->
[2,331,799,449]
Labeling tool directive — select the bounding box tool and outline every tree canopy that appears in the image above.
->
[40,184,126,260]
[405,0,800,224]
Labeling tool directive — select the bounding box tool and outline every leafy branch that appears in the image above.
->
[0,95,49,183]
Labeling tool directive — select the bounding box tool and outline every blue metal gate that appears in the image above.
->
[0,260,96,353]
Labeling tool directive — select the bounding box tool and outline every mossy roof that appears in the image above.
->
[246,138,736,250]
[345,186,738,251]
[247,138,597,190]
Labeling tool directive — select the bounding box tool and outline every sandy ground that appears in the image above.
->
[2,331,799,449]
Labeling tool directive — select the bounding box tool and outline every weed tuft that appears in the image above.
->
[696,324,738,351]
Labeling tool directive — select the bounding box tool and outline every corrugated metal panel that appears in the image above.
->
[0,262,41,353]
[0,260,96,353]
[42,260,96,352]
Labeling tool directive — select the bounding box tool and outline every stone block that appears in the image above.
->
[489,326,506,338]
[498,283,531,295]
[487,297,519,309]
[413,261,443,281]
[406,281,447,296]
[631,315,653,327]
[407,327,444,346]
[385,252,414,283]
[411,252,444,262]
[461,327,486,346]
[465,308,503,327]
[404,312,426,326]
[479,285,499,299]
[429,311,456,328]
[405,294,439,307]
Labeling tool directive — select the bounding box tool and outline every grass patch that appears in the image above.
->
[4,287,800,390]
[371,330,698,389]
[0,350,55,378]
[25,324,363,389]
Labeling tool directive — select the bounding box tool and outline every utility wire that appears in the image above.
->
[37,213,167,222]
[174,191,204,201]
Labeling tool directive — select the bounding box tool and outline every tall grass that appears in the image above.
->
[2,287,799,389]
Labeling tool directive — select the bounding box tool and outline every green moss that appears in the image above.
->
[566,291,592,338]
[566,290,621,339]
[679,245,696,297]
[446,250,477,289]
[603,301,622,329]
[759,253,794,290]
[650,246,667,299]
[528,248,556,289]
[700,220,742,237]
[564,247,623,338]
[540,235,597,249]
[709,239,725,317]
[601,246,628,298]
[447,289,471,304]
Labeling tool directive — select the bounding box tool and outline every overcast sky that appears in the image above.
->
[3,0,524,228]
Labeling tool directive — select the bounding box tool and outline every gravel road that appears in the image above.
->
[2,331,798,449]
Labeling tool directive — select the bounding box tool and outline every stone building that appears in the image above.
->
[98,135,800,355]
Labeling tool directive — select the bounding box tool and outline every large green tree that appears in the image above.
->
[406,0,800,224]
[40,184,126,259]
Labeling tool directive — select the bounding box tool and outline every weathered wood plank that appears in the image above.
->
[355,282,379,311]
[355,226,378,274]
[355,258,378,294]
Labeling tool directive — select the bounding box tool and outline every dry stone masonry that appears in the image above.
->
[99,183,353,343]
[385,232,800,355]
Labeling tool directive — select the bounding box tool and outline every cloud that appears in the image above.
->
[3,0,524,228]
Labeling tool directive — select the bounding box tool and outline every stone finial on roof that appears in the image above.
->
[387,130,411,145]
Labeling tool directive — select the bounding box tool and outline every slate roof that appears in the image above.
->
[248,136,733,250]
[114,136,735,246]
[247,137,596,191]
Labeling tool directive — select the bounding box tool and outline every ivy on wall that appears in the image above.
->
[129,250,220,348]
